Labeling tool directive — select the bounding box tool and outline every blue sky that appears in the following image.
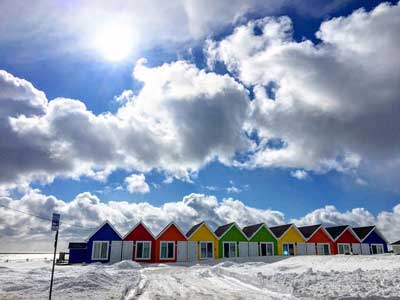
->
[1,0,400,250]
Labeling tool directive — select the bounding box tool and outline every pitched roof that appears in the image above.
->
[186,222,204,238]
[298,224,321,239]
[242,223,264,239]
[123,221,156,240]
[85,220,123,241]
[269,224,292,239]
[214,222,235,238]
[391,240,400,245]
[325,225,348,240]
[156,222,187,240]
[352,226,375,241]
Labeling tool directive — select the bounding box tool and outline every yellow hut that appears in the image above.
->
[186,222,219,260]
[269,224,306,256]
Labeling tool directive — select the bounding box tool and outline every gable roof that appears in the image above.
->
[242,223,277,240]
[325,225,360,242]
[298,224,322,239]
[123,220,156,240]
[85,220,123,241]
[215,222,235,238]
[242,223,264,239]
[214,222,247,240]
[186,221,218,240]
[269,224,292,239]
[352,226,375,241]
[156,222,187,240]
[391,240,400,245]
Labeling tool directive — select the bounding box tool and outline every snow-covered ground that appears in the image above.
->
[1,254,399,300]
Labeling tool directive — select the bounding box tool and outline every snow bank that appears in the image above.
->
[113,260,142,269]
[214,255,400,299]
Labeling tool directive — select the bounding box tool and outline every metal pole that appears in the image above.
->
[49,230,59,300]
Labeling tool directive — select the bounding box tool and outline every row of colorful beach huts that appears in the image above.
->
[68,221,389,264]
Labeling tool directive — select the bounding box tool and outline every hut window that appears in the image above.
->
[371,244,384,254]
[223,242,237,258]
[200,242,213,259]
[282,243,295,256]
[317,243,330,255]
[160,241,175,259]
[338,243,351,254]
[260,242,274,256]
[136,241,151,259]
[92,241,109,260]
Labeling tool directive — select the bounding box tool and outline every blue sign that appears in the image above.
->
[51,213,60,231]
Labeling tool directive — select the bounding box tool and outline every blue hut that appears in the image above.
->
[69,221,123,264]
[352,226,388,254]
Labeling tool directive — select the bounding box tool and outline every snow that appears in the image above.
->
[1,254,400,299]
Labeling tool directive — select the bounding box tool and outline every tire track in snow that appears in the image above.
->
[125,265,298,300]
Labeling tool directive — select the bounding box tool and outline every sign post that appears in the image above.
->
[49,213,60,300]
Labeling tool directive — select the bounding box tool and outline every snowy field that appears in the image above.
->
[1,254,399,300]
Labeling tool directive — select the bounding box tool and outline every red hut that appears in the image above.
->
[298,224,335,255]
[123,221,156,262]
[154,222,187,263]
[325,225,361,254]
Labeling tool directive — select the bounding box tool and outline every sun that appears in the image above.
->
[93,23,134,62]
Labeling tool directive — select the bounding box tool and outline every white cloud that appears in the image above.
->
[1,190,399,252]
[125,174,150,194]
[227,186,241,194]
[207,3,400,187]
[290,170,309,180]
[0,1,351,62]
[0,60,250,192]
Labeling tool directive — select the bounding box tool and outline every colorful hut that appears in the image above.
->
[215,223,248,258]
[352,226,388,254]
[154,222,187,263]
[242,223,277,257]
[298,224,334,255]
[123,221,156,262]
[186,222,219,261]
[68,221,123,264]
[325,225,360,254]
[269,224,306,256]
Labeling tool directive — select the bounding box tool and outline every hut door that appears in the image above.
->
[361,243,370,255]
[110,241,122,263]
[188,241,197,261]
[239,242,249,257]
[352,243,361,254]
[306,243,316,255]
[297,243,307,255]
[122,241,133,260]
[177,241,187,262]
[248,242,258,257]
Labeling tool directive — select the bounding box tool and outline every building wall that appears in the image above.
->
[124,223,155,262]
[249,226,278,255]
[277,227,305,255]
[86,223,121,263]
[69,248,87,264]
[154,224,187,263]
[363,230,388,253]
[307,229,335,255]
[188,224,219,259]
[218,226,247,258]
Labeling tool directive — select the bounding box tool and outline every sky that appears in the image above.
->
[0,0,400,251]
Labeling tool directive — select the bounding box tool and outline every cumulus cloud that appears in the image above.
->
[0,60,250,192]
[207,2,400,186]
[125,174,150,194]
[1,190,399,252]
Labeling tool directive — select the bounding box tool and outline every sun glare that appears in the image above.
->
[93,24,134,62]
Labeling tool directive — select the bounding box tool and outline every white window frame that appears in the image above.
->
[199,241,214,259]
[91,241,109,260]
[223,241,237,258]
[135,241,152,260]
[259,242,274,256]
[317,243,331,255]
[282,242,295,256]
[159,241,175,260]
[337,243,351,254]
[371,243,384,254]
